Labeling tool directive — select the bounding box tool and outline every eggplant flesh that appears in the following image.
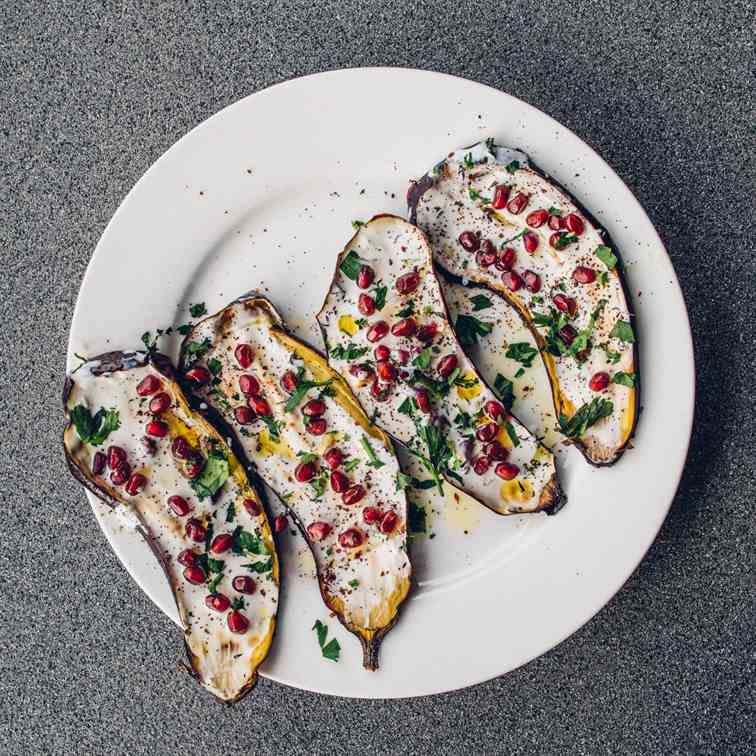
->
[408,140,639,466]
[178,295,411,670]
[63,351,279,703]
[316,214,562,516]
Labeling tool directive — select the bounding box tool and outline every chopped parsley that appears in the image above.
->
[554,233,578,250]
[190,450,230,499]
[397,300,415,318]
[502,419,520,447]
[505,342,538,368]
[70,405,120,446]
[468,188,491,204]
[312,620,341,662]
[372,285,387,311]
[231,597,245,611]
[348,579,360,589]
[408,501,427,534]
[309,470,328,499]
[610,320,635,343]
[600,343,622,364]
[339,250,363,281]
[548,206,563,216]
[455,314,493,347]
[398,396,418,416]
[453,411,473,432]
[243,557,273,574]
[559,398,614,439]
[261,415,283,442]
[207,357,222,377]
[361,436,385,468]
[493,374,515,411]
[595,245,617,270]
[505,160,520,174]
[297,451,319,464]
[232,527,270,556]
[184,338,212,366]
[176,323,192,336]
[330,342,369,361]
[225,502,236,523]
[470,294,493,311]
[343,458,360,473]
[285,377,333,412]
[463,152,475,168]
[189,302,207,318]
[412,348,432,370]
[613,372,636,388]
[351,219,365,229]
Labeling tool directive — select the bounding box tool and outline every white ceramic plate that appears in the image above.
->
[67,68,694,698]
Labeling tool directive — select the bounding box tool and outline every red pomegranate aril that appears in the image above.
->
[476,247,497,267]
[142,436,157,456]
[183,565,206,585]
[146,419,168,438]
[480,239,496,257]
[553,293,577,316]
[185,366,211,385]
[485,441,509,461]
[523,232,539,254]
[177,548,195,567]
[549,232,568,249]
[243,498,261,516]
[306,418,327,435]
[589,372,610,392]
[362,506,383,524]
[366,321,389,343]
[357,265,375,289]
[526,209,549,228]
[458,230,479,251]
[330,470,350,493]
[239,374,261,396]
[495,462,520,480]
[396,349,410,365]
[324,447,344,470]
[502,271,524,291]
[496,247,517,271]
[125,473,147,496]
[171,436,192,460]
[415,388,431,413]
[211,533,234,554]
[476,423,498,442]
[303,399,326,417]
[249,396,272,416]
[485,400,505,421]
[205,593,230,612]
[136,374,162,397]
[274,514,287,533]
[492,184,510,209]
[370,379,389,402]
[523,270,541,293]
[391,318,417,338]
[281,370,298,393]
[107,445,127,469]
[358,293,376,316]
[565,213,585,235]
[307,521,332,541]
[559,324,578,347]
[234,405,255,425]
[373,345,390,361]
[437,354,458,378]
[507,192,529,214]
[234,343,254,369]
[295,461,318,482]
[473,456,491,475]
[548,213,564,230]
[339,528,365,548]
[396,270,420,295]
[232,575,257,594]
[92,451,106,476]
[416,323,439,343]
[228,610,249,634]
[168,495,191,517]
[380,511,399,534]
[185,518,206,543]
[376,360,397,382]
[110,463,131,486]
[342,484,366,506]
[572,266,597,284]
[149,392,171,414]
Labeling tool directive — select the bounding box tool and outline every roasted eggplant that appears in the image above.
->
[408,140,639,465]
[63,351,279,703]
[178,295,411,669]
[317,214,562,516]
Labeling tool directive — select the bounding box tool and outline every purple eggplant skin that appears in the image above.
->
[407,142,641,468]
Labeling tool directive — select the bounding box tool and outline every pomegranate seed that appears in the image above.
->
[232,575,256,594]
[485,401,504,421]
[281,370,298,393]
[185,459,203,479]
[205,593,230,612]
[274,514,287,533]
[234,405,256,425]
[553,294,578,316]
[415,388,431,413]
[523,270,541,293]
[339,528,365,548]
[480,239,496,257]
[210,533,234,554]
[107,446,127,469]
[183,565,206,585]
[507,192,529,214]
[295,461,318,482]
[235,344,253,368]
[303,399,326,417]
[125,473,147,496]
[548,213,564,230]
[572,266,596,284]
[458,231,479,251]
[380,511,399,534]
[358,293,376,316]
[177,549,195,567]
[391,318,417,338]
[366,321,389,342]
[146,419,168,438]
[396,349,410,365]
[559,324,578,347]
[362,506,383,524]
[249,396,271,416]
[550,232,573,249]
[396,270,420,295]
[476,423,498,442]
[416,323,439,343]
[526,209,549,228]
[589,372,610,392]
[243,498,261,516]
[324,447,344,469]
[331,470,350,493]
[473,456,491,475]
[399,369,410,380]
[91,452,106,476]
[149,392,171,414]
[496,247,516,271]
[565,213,585,235]
[307,522,331,541]
[486,441,509,461]
[306,418,327,435]
[342,485,366,506]
[171,436,192,459]
[110,463,131,486]
[523,232,539,254]
[239,374,261,396]
[495,462,520,480]
[476,247,498,267]
[370,380,389,401]
[492,185,510,209]
[437,354,458,378]
[185,518,206,543]
[372,345,389,362]
[139,437,156,459]
[168,495,191,517]
[357,265,375,289]
[502,271,524,291]
[228,610,249,634]
[185,366,211,385]
[376,360,397,382]
[136,374,162,396]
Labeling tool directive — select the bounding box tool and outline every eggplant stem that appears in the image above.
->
[360,634,381,671]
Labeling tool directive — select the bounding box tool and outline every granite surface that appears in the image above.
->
[1,1,754,753]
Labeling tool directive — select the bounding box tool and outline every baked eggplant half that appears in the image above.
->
[63,351,279,703]
[316,214,562,516]
[178,295,411,670]
[408,140,639,466]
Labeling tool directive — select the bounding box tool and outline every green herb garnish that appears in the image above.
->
[343,458,360,473]
[505,160,520,174]
[70,405,120,446]
[610,320,635,343]
[412,348,432,370]
[361,436,385,468]
[330,343,369,361]
[312,620,341,662]
[505,342,538,368]
[493,374,515,411]
[613,372,636,388]
[408,501,427,534]
[554,233,578,250]
[339,250,363,281]
[468,188,491,204]
[225,502,236,523]
[372,285,387,311]
[190,451,230,500]
[184,338,212,365]
[470,294,493,311]
[243,557,273,574]
[559,398,614,439]
[285,378,333,412]
[595,245,617,270]
[189,302,207,318]
[455,314,493,347]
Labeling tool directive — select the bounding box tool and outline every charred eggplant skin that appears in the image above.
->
[408,143,640,467]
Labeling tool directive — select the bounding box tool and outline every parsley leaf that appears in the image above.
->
[351,219,365,229]
[261,415,283,442]
[463,152,474,168]
[554,233,578,250]
[548,206,563,216]
[412,348,432,370]
[610,320,635,343]
[398,396,417,415]
[189,302,207,318]
[70,405,121,446]
[348,578,360,588]
[505,160,520,174]
[312,620,340,662]
[505,342,538,368]
[503,419,520,447]
[613,371,636,388]
[233,527,269,556]
[285,378,333,413]
[559,398,614,438]
[455,314,493,347]
[408,501,427,534]
[330,343,368,361]
[231,597,245,611]
[339,250,363,281]
[343,458,360,473]
[468,188,491,204]
[243,557,273,574]
[176,323,192,336]
[470,294,493,311]
[493,374,515,411]
[225,502,236,523]
[190,451,230,499]
[207,357,222,377]
[600,343,622,364]
[372,285,387,311]
[184,338,212,366]
[595,245,617,270]
[361,436,385,468]
[397,300,415,318]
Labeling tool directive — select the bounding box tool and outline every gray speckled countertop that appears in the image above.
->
[1,1,754,754]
